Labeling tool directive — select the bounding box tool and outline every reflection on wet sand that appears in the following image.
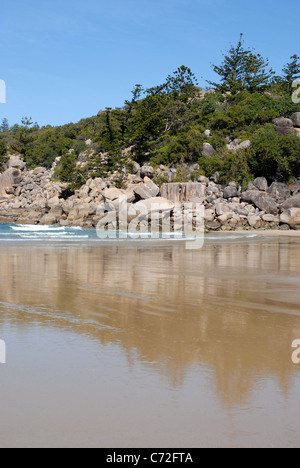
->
[0,236,300,410]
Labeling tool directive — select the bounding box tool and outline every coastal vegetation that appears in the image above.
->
[0,36,300,188]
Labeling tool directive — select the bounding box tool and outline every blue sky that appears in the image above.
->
[0,0,299,127]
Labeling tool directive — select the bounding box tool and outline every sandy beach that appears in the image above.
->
[0,232,299,447]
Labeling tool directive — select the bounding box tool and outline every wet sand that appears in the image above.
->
[0,234,300,447]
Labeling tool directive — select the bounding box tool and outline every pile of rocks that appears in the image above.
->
[0,155,299,231]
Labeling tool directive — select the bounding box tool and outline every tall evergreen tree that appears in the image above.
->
[208,34,274,94]
[0,118,9,132]
[164,65,198,101]
[282,54,300,92]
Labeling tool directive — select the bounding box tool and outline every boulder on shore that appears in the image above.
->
[281,194,300,210]
[0,168,23,197]
[242,190,278,215]
[134,177,159,200]
[280,208,300,229]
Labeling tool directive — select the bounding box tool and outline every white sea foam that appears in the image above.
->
[11,225,83,232]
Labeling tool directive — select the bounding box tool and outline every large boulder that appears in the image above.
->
[253,177,268,191]
[160,183,184,203]
[140,165,155,179]
[280,208,300,228]
[133,177,159,200]
[267,182,291,201]
[215,202,234,216]
[281,194,300,210]
[223,185,238,199]
[102,187,125,201]
[239,140,251,150]
[160,182,206,203]
[202,143,215,157]
[274,117,294,135]
[0,168,22,197]
[185,182,207,200]
[134,197,175,216]
[248,214,262,228]
[89,177,107,191]
[253,193,278,215]
[242,190,278,215]
[39,212,60,225]
[67,202,95,222]
[7,155,26,171]
[241,189,259,203]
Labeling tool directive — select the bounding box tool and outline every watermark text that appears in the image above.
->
[96,196,205,250]
[291,339,300,364]
[0,339,6,364]
[292,79,300,104]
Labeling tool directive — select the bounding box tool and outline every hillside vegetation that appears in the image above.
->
[1,35,300,188]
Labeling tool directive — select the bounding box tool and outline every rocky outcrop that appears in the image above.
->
[0,155,300,232]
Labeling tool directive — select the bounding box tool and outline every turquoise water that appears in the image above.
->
[0,223,259,244]
[0,223,94,242]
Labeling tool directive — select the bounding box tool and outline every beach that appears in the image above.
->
[0,228,299,447]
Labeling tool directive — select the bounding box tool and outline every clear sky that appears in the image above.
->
[0,0,299,127]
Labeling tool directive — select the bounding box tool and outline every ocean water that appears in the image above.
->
[0,224,300,447]
[0,223,94,242]
[0,223,259,244]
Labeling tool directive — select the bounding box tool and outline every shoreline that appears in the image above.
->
[1,224,300,248]
[212,230,300,237]
[0,162,300,233]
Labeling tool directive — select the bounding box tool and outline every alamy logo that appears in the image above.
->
[96,196,205,250]
[0,79,6,104]
[291,339,300,364]
[0,339,6,364]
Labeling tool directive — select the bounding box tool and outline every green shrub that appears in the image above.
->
[73,140,88,156]
[199,147,253,186]
[0,139,8,170]
[152,174,169,187]
[248,128,300,181]
[173,165,191,182]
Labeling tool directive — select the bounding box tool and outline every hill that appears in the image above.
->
[1,38,300,189]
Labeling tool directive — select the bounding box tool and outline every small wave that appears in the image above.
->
[11,225,83,232]
[206,233,258,240]
[18,235,90,240]
[11,225,66,232]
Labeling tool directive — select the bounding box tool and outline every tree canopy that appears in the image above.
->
[208,34,274,94]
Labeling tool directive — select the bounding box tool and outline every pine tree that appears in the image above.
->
[165,65,198,101]
[208,34,274,94]
[282,55,300,92]
[0,118,9,132]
